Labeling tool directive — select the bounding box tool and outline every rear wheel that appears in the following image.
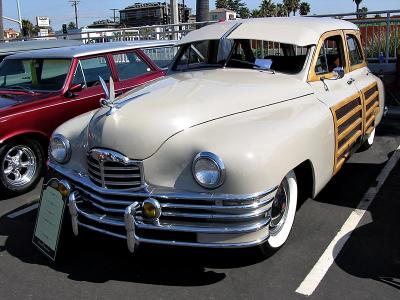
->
[358,128,375,152]
[258,170,298,256]
[0,139,44,195]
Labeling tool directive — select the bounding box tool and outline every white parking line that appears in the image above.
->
[7,203,39,219]
[296,145,400,296]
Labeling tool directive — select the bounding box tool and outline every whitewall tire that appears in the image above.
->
[259,170,298,254]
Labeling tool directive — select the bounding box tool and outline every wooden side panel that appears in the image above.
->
[331,93,363,175]
[331,81,379,175]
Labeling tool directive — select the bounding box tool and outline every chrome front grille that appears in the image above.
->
[87,149,142,190]
[71,180,276,245]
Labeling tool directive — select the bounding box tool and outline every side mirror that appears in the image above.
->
[332,67,345,80]
[64,83,82,98]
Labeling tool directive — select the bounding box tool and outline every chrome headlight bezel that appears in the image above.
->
[49,134,71,164]
[192,152,225,189]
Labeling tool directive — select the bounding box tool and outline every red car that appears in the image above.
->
[0,40,177,194]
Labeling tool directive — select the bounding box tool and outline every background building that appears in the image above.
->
[87,20,120,29]
[4,28,19,39]
[120,2,191,27]
[210,8,236,22]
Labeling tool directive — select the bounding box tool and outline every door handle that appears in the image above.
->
[347,78,355,85]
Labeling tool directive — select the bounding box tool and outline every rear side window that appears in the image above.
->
[346,35,364,66]
[112,51,151,81]
[73,56,112,88]
[315,35,345,75]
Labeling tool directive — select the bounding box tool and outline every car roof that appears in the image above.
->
[0,40,83,56]
[177,17,359,47]
[5,40,177,60]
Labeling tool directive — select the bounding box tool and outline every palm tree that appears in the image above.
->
[0,0,4,40]
[353,0,362,13]
[283,0,300,16]
[260,0,277,17]
[299,2,311,16]
[276,4,288,17]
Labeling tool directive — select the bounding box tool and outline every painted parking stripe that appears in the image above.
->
[7,203,39,219]
[296,145,400,296]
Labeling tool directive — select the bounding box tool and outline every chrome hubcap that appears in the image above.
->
[1,145,37,187]
[270,179,290,236]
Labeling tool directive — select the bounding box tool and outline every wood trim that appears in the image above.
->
[308,30,348,82]
[361,81,378,94]
[338,118,362,141]
[343,30,367,72]
[337,130,362,158]
[365,115,375,128]
[366,102,379,117]
[330,92,363,175]
[337,105,362,126]
[365,91,379,106]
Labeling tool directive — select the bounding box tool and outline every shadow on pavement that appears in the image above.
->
[0,205,268,286]
[333,160,400,290]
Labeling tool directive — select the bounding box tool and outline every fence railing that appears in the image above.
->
[8,10,400,63]
[310,10,400,63]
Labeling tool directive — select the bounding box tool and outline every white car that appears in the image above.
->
[44,17,384,255]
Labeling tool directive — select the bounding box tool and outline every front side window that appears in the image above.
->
[72,56,112,88]
[112,51,151,81]
[315,35,345,75]
[142,46,179,69]
[0,58,71,92]
[347,35,364,66]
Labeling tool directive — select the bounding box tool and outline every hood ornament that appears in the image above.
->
[99,76,119,115]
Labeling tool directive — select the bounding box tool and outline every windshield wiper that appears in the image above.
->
[8,85,35,94]
[226,59,276,74]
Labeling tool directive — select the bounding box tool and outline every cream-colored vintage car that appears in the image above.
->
[45,17,384,254]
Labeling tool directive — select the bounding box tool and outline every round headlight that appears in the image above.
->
[50,134,71,164]
[192,152,225,189]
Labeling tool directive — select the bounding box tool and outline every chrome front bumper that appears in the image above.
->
[51,164,277,251]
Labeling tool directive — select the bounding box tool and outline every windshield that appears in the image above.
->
[172,39,310,74]
[0,58,71,92]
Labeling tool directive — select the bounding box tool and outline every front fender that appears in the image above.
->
[143,95,334,196]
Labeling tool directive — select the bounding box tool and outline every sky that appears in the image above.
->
[2,0,400,31]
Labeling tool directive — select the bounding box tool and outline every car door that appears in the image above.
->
[63,55,114,118]
[308,31,363,174]
[343,30,381,139]
[111,49,163,96]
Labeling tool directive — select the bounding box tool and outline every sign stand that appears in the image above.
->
[32,179,67,261]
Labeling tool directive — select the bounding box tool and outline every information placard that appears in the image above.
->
[32,185,66,261]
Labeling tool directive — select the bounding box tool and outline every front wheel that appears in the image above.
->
[259,170,298,255]
[0,140,44,195]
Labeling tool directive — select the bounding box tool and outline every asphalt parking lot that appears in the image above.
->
[0,119,399,300]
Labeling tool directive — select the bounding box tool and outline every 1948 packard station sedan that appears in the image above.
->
[44,17,384,255]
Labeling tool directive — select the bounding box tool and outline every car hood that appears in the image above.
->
[87,68,313,160]
[0,92,52,111]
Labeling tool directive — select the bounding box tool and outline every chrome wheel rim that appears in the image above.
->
[270,178,290,236]
[1,145,37,187]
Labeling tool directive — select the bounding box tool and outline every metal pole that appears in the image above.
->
[16,0,22,31]
[385,12,391,63]
[69,1,80,29]
[170,0,179,39]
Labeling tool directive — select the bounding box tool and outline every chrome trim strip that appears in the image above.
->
[161,205,270,220]
[49,163,278,201]
[76,204,271,234]
[77,187,274,211]
[77,221,270,248]
[221,23,242,39]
